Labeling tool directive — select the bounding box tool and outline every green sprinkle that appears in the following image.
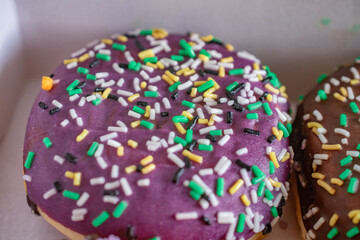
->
[318,89,328,100]
[140,29,153,35]
[209,130,222,136]
[357,143,360,151]
[172,115,189,123]
[113,201,128,218]
[168,81,181,92]
[133,62,142,71]
[197,80,214,93]
[87,141,99,156]
[278,122,290,138]
[321,18,331,26]
[140,120,154,130]
[68,88,82,96]
[247,101,262,111]
[252,165,265,178]
[185,129,193,143]
[264,189,274,200]
[216,178,225,197]
[179,39,195,58]
[181,100,195,109]
[298,94,305,100]
[144,91,159,97]
[246,113,259,120]
[24,151,35,169]
[236,213,246,233]
[92,211,110,227]
[66,79,80,92]
[174,136,187,147]
[262,102,273,116]
[199,49,211,58]
[340,155,353,166]
[346,226,360,238]
[92,98,101,106]
[327,227,339,239]
[271,206,278,217]
[228,68,244,75]
[42,137,52,148]
[340,114,347,126]
[198,144,213,151]
[62,190,80,200]
[171,55,184,61]
[257,181,266,196]
[267,71,282,88]
[286,123,293,134]
[269,161,275,174]
[188,180,204,195]
[133,105,145,115]
[112,43,126,51]
[147,237,161,240]
[317,73,327,83]
[144,57,158,64]
[189,190,201,200]
[339,168,352,180]
[226,82,239,92]
[350,101,359,113]
[96,53,111,61]
[86,74,96,81]
[128,61,136,70]
[179,39,192,50]
[77,67,89,75]
[348,177,359,194]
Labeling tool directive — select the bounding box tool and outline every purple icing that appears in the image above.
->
[23,31,291,240]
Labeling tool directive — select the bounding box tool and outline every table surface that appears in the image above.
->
[0,78,303,239]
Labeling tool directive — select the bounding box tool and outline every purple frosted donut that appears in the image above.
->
[23,28,292,240]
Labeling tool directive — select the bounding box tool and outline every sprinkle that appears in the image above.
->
[350,101,359,113]
[240,194,251,206]
[346,227,360,238]
[269,152,280,168]
[317,180,335,195]
[317,89,327,100]
[182,150,203,163]
[140,120,154,129]
[137,178,150,187]
[327,228,339,239]
[172,168,185,183]
[348,177,359,194]
[63,190,80,200]
[24,152,35,169]
[322,144,341,150]
[175,212,198,220]
[127,140,138,149]
[312,173,325,180]
[340,114,347,126]
[228,179,244,195]
[76,129,89,142]
[243,128,260,136]
[317,73,327,83]
[216,178,225,196]
[141,163,156,174]
[329,214,339,227]
[113,201,128,218]
[92,211,110,227]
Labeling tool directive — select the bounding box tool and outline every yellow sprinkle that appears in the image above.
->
[218,66,225,78]
[253,63,260,70]
[183,69,196,76]
[101,38,113,45]
[198,119,209,124]
[311,173,325,180]
[269,178,281,188]
[312,127,319,135]
[240,194,251,207]
[307,122,324,129]
[265,84,280,95]
[266,94,273,102]
[165,70,180,82]
[317,180,336,195]
[187,41,196,46]
[329,214,339,226]
[208,115,215,126]
[140,81,147,89]
[281,152,290,162]
[312,163,317,172]
[117,35,128,42]
[144,105,151,118]
[156,61,165,69]
[176,67,189,76]
[141,163,156,174]
[330,178,343,186]
[128,93,140,102]
[220,56,234,63]
[257,74,263,81]
[228,179,244,195]
[277,130,283,141]
[117,146,124,157]
[351,79,360,85]
[200,35,213,42]
[279,85,286,94]
[63,58,78,65]
[333,92,347,102]
[204,87,216,94]
[269,152,280,168]
[208,77,220,90]
[281,92,288,99]
[190,88,198,98]
[198,54,209,62]
[193,81,207,87]
[131,120,141,128]
[146,62,158,69]
[125,165,137,174]
[102,88,112,99]
[174,122,186,135]
[340,87,348,97]
[322,144,342,150]
[182,150,203,164]
[272,127,279,136]
[73,172,81,186]
[128,140,138,149]
[78,53,90,62]
[76,129,89,142]
[225,43,234,51]
[65,171,74,179]
[162,74,174,85]
[140,155,153,166]
[182,111,194,120]
[152,28,168,39]
[138,49,154,60]
[348,210,360,224]
[203,93,217,99]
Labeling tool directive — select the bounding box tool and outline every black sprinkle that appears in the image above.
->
[38,102,48,109]
[136,164,143,172]
[124,33,136,38]
[107,94,119,101]
[126,224,137,240]
[244,128,260,136]
[201,215,212,225]
[49,73,54,78]
[26,195,40,215]
[103,190,120,196]
[235,159,252,171]
[186,115,199,130]
[225,91,236,100]
[206,134,217,142]
[259,92,269,101]
[208,39,224,46]
[135,39,145,51]
[136,101,148,107]
[201,194,210,202]
[204,69,218,75]
[89,59,99,68]
[171,92,179,100]
[64,152,77,164]
[267,135,277,143]
[184,156,192,168]
[118,63,129,69]
[230,83,245,95]
[262,222,272,235]
[85,93,92,97]
[94,87,106,92]
[233,102,245,112]
[262,76,272,84]
[186,140,197,152]
[53,181,63,192]
[198,69,205,77]
[49,107,60,115]
[160,112,169,117]
[168,66,176,74]
[186,88,192,95]
[172,168,184,183]
[226,111,233,124]
[76,81,86,89]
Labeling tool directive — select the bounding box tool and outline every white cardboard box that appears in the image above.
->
[0,0,359,239]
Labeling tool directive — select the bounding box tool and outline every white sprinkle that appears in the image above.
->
[199,198,209,209]
[199,126,216,135]
[341,76,351,83]
[124,51,134,62]
[217,158,232,176]
[86,95,96,102]
[72,208,87,216]
[76,117,83,127]
[190,74,199,81]
[168,131,175,145]
[224,129,234,135]
[334,128,350,137]
[107,139,121,148]
[208,193,219,207]
[167,143,183,154]
[141,64,154,73]
[94,144,104,157]
[198,139,210,145]
[312,110,323,121]
[43,188,57,200]
[23,175,32,182]
[120,178,132,196]
[266,147,272,155]
[68,94,80,102]
[313,159,323,165]
[237,50,260,63]
[250,189,258,203]
[167,153,185,168]
[275,108,287,122]
[318,133,328,144]
[133,77,141,92]
[273,193,283,207]
[94,79,105,86]
[128,110,141,119]
[199,168,213,176]
[137,178,150,187]
[96,156,108,169]
[317,127,327,134]
[178,80,193,91]
[324,83,331,94]
[236,148,248,156]
[162,97,171,109]
[314,95,320,102]
[175,212,198,220]
[101,80,115,88]
[51,100,63,109]
[76,192,90,207]
[148,85,158,91]
[277,149,287,162]
[107,126,128,133]
[149,109,156,120]
[241,169,252,187]
[153,102,160,114]
[225,219,237,240]
[160,138,168,148]
[347,151,359,157]
[117,89,133,97]
[94,42,106,51]
[103,196,119,204]
[330,77,340,86]
[245,215,254,229]
[66,61,78,69]
[342,138,348,145]
[149,76,161,84]
[71,48,86,58]
[111,63,124,74]
[192,96,203,103]
[192,174,212,195]
[217,212,235,224]
[90,177,105,185]
[54,155,65,164]
[218,135,230,146]
[347,87,355,100]
[69,109,77,119]
[96,72,109,79]
[303,114,310,121]
[351,67,360,79]
[117,97,128,107]
[280,183,288,199]
[313,217,325,230]
[105,180,121,190]
[246,207,255,219]
[214,156,228,173]
[100,132,118,142]
[190,58,202,69]
[78,97,86,107]
[353,164,360,173]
